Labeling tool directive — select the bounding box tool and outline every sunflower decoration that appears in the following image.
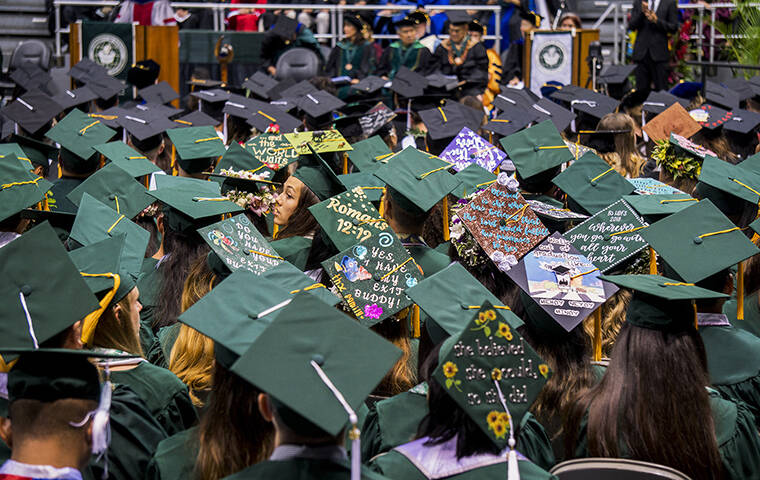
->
[539,364,550,378]
[443,361,462,392]
[471,308,498,337]
[495,321,513,341]
[486,410,509,439]
[491,368,503,381]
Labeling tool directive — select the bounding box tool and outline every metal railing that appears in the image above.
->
[52,1,502,62]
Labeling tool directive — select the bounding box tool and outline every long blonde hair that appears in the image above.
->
[92,289,143,356]
[169,256,218,407]
[371,315,416,397]
[596,113,645,178]
[583,289,632,358]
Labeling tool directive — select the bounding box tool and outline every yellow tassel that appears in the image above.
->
[412,305,421,338]
[649,246,657,275]
[144,175,150,189]
[171,144,178,176]
[442,196,450,242]
[80,273,121,346]
[342,153,348,175]
[593,308,602,362]
[57,162,62,179]
[693,301,698,330]
[272,223,279,240]
[378,190,386,218]
[738,261,745,320]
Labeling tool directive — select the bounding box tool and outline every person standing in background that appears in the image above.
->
[629,0,678,94]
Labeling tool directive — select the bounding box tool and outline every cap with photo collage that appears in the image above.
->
[51,86,98,111]
[695,155,760,217]
[390,66,428,99]
[418,101,480,141]
[1,91,63,134]
[119,107,176,142]
[0,154,53,223]
[690,104,733,131]
[406,262,523,345]
[148,175,242,232]
[173,110,220,128]
[553,152,635,215]
[66,163,154,219]
[210,141,275,193]
[723,109,760,135]
[138,81,179,105]
[94,141,162,179]
[165,125,225,174]
[347,135,392,172]
[10,134,58,171]
[0,222,99,351]
[45,108,116,166]
[500,120,572,180]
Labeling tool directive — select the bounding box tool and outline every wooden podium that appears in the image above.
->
[70,23,180,107]
[523,29,600,90]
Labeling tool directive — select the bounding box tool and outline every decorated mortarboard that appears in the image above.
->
[0,154,53,223]
[8,134,58,169]
[439,127,506,173]
[244,133,300,170]
[245,104,301,133]
[622,194,698,218]
[66,163,153,219]
[458,178,549,262]
[190,88,231,103]
[650,133,714,184]
[69,193,150,277]
[434,302,550,451]
[627,177,685,196]
[93,142,161,178]
[351,75,388,95]
[118,109,175,142]
[309,187,390,251]
[390,67,428,99]
[213,141,274,181]
[507,232,618,331]
[198,213,283,275]
[271,236,313,271]
[642,90,689,115]
[0,222,100,349]
[243,72,279,100]
[723,109,760,135]
[173,110,219,128]
[695,155,760,216]
[500,120,572,180]
[347,136,392,173]
[527,199,589,222]
[451,164,497,198]
[322,231,423,325]
[284,129,352,155]
[705,81,740,110]
[138,81,179,105]
[1,91,63,134]
[553,152,635,215]
[669,132,716,160]
[564,199,648,273]
[598,64,636,86]
[294,90,346,119]
[148,175,243,232]
[406,263,524,344]
[337,172,387,202]
[690,104,733,131]
[165,125,225,174]
[359,102,396,137]
[530,97,576,132]
[418,102,479,141]
[483,107,537,137]
[85,72,125,100]
[51,86,98,111]
[45,108,117,162]
[374,147,460,213]
[640,199,759,283]
[230,292,401,442]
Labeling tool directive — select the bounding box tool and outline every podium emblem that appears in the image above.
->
[88,33,128,76]
[538,43,565,71]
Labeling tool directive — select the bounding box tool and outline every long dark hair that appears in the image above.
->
[196,361,274,480]
[565,323,723,480]
[153,227,209,330]
[276,182,320,240]
[416,344,503,459]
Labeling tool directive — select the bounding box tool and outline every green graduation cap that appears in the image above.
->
[211,142,276,193]
[639,200,759,283]
[309,187,390,251]
[0,143,27,162]
[695,155,760,214]
[622,194,699,219]
[434,302,551,450]
[66,163,154,220]
[244,133,301,171]
[147,175,243,232]
[292,147,346,201]
[451,164,497,199]
[337,172,387,203]
[322,231,423,326]
[500,120,572,180]
[0,222,99,350]
[271,236,313,271]
[406,263,524,345]
[553,152,635,215]
[197,213,283,275]
[165,126,225,175]
[599,274,728,330]
[10,134,59,170]
[347,136,393,173]
[259,261,341,307]
[94,142,161,178]
[69,193,150,279]
[374,147,460,213]
[45,108,116,164]
[284,130,353,156]
[0,154,53,223]
[230,292,402,437]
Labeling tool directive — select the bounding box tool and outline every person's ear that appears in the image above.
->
[0,418,12,448]
[726,273,736,296]
[86,421,93,449]
[68,321,84,350]
[258,393,274,423]
[158,139,165,155]
[157,214,165,235]
[111,302,123,321]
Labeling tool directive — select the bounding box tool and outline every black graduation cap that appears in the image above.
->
[190,88,231,103]
[270,14,298,39]
[705,80,740,110]
[173,110,220,128]
[530,97,576,132]
[295,90,346,118]
[186,78,225,89]
[85,72,125,100]
[118,109,175,141]
[138,81,179,105]
[642,90,689,114]
[351,75,388,95]
[693,104,733,130]
[492,88,536,111]
[418,100,480,140]
[90,107,125,129]
[246,104,301,133]
[69,58,108,83]
[280,80,318,99]
[723,109,760,135]
[1,91,63,134]
[391,66,428,98]
[720,78,756,102]
[9,62,55,94]
[20,208,77,233]
[446,10,472,25]
[222,93,262,120]
[426,73,460,91]
[562,88,620,121]
[51,86,98,111]
[131,102,182,119]
[483,106,538,136]
[268,78,297,100]
[243,72,278,100]
[599,64,636,85]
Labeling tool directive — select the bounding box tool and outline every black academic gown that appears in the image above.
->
[433,38,489,97]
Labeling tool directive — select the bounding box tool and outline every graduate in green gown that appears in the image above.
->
[375,15,435,80]
[565,274,760,480]
[324,15,376,100]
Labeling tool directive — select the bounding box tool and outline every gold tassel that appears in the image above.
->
[412,305,421,338]
[342,153,348,175]
[57,162,62,179]
[649,246,657,275]
[171,144,178,176]
[738,261,745,320]
[378,189,386,218]
[442,196,450,242]
[144,175,150,189]
[80,273,121,346]
[272,223,279,240]
[593,308,602,362]
[693,301,698,330]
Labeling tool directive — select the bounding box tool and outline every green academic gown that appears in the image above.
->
[146,426,200,480]
[361,383,556,471]
[700,316,760,429]
[569,390,760,480]
[724,292,760,339]
[376,41,434,79]
[370,436,557,480]
[110,361,198,436]
[137,257,164,366]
